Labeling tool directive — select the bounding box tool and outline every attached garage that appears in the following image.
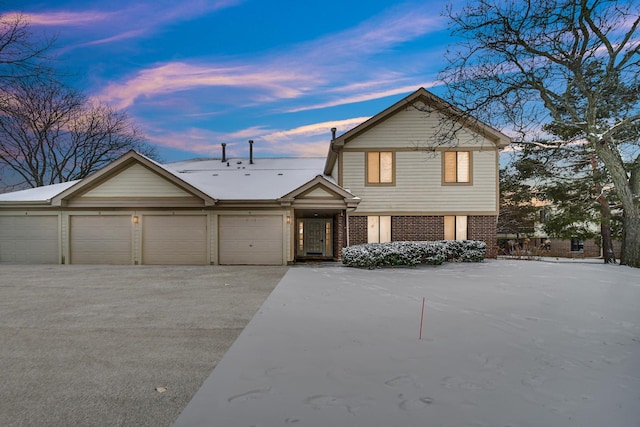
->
[218,215,283,265]
[70,215,132,264]
[0,215,59,264]
[142,215,208,265]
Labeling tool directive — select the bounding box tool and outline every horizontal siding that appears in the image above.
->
[345,104,495,150]
[343,150,496,213]
[81,164,191,198]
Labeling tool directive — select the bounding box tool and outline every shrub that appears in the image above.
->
[342,240,486,269]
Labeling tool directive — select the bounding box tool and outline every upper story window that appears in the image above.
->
[367,152,394,185]
[443,151,471,184]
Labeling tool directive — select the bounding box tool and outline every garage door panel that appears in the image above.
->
[71,216,132,264]
[219,216,283,265]
[142,215,207,265]
[0,216,58,264]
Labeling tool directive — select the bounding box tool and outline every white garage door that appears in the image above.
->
[0,216,58,264]
[142,215,207,265]
[70,215,132,264]
[219,215,283,265]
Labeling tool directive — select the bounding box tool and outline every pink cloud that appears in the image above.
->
[94,3,445,110]
[12,11,114,26]
[144,117,370,158]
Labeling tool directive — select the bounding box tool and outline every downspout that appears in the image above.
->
[346,209,350,247]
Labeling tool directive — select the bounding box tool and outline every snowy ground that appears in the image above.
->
[174,260,640,427]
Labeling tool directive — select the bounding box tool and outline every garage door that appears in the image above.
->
[70,215,132,264]
[142,215,207,265]
[0,216,58,264]
[219,215,283,265]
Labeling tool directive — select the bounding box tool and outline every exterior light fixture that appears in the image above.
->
[133,215,139,224]
[286,216,291,224]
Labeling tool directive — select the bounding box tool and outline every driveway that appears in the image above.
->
[0,265,287,427]
[175,261,640,427]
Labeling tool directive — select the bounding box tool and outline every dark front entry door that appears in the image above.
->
[301,219,332,256]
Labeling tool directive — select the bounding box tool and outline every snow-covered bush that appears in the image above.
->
[342,240,486,268]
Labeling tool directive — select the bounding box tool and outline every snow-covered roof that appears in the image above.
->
[0,180,79,203]
[0,157,338,203]
[164,157,332,200]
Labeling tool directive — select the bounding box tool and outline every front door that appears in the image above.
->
[299,219,332,257]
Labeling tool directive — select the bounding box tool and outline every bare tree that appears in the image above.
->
[0,12,53,87]
[441,0,640,267]
[0,78,156,188]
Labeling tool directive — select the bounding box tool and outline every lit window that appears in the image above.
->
[444,215,468,240]
[367,216,391,243]
[443,151,470,183]
[367,152,394,184]
[298,221,304,253]
[325,221,332,253]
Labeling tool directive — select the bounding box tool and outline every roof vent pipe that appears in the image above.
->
[249,140,254,164]
[221,143,227,162]
[331,127,337,140]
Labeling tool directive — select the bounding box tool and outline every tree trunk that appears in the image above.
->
[621,214,640,268]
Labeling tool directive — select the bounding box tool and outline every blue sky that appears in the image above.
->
[8,0,459,162]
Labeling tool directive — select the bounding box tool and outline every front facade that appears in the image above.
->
[0,88,510,265]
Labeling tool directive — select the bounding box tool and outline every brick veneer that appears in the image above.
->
[345,215,499,259]
[468,215,498,258]
[392,216,443,241]
[347,216,368,246]
[333,212,345,260]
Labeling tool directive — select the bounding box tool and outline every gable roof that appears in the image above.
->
[278,175,360,207]
[324,87,512,174]
[51,150,216,207]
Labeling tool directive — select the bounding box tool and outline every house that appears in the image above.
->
[0,88,510,265]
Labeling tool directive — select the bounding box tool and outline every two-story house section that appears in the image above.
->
[0,87,510,265]
[324,88,511,258]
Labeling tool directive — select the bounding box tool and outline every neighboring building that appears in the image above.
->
[0,88,510,265]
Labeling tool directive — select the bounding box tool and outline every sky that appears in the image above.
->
[7,0,462,163]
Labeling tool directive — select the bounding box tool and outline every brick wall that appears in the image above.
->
[392,216,443,241]
[468,216,498,258]
[346,215,499,259]
[333,212,345,260]
[347,216,368,246]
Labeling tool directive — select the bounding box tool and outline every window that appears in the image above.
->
[443,151,471,184]
[367,152,394,184]
[444,215,468,240]
[540,208,550,223]
[368,216,391,243]
[570,237,584,252]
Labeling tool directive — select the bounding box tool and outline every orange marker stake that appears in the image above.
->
[419,297,425,340]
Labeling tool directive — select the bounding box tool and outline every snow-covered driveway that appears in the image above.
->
[175,260,640,427]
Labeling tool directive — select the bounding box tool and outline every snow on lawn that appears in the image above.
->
[174,260,640,427]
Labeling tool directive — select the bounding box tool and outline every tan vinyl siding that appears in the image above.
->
[81,164,191,198]
[304,187,335,198]
[344,103,494,150]
[343,150,497,213]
